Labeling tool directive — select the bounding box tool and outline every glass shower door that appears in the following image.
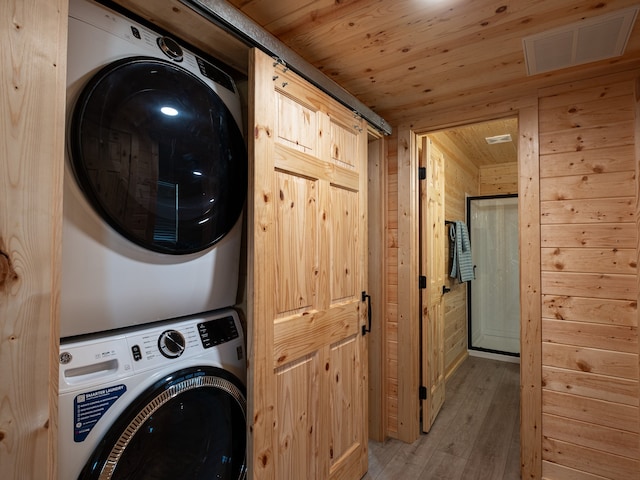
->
[467,195,519,356]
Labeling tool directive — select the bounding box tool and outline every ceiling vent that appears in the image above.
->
[485,134,512,145]
[523,6,639,76]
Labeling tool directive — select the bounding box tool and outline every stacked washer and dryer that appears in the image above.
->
[59,0,248,478]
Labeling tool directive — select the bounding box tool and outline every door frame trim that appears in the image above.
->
[367,132,388,442]
[396,126,421,442]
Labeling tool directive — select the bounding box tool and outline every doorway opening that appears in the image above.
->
[418,116,520,436]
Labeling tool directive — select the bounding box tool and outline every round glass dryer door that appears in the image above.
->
[70,57,247,255]
[80,367,247,479]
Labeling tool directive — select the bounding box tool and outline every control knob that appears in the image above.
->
[157,36,183,62]
[158,329,186,359]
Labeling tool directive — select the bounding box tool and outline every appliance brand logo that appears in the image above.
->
[59,352,72,364]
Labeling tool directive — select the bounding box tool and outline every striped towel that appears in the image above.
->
[450,221,474,282]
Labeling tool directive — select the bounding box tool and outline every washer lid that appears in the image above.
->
[70,57,247,255]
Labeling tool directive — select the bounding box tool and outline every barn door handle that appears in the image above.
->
[361,291,372,336]
[443,285,451,294]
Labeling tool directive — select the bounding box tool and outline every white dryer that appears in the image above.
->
[58,308,246,479]
[62,0,247,338]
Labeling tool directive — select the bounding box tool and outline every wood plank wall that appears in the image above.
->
[0,0,67,477]
[386,134,399,437]
[538,72,639,479]
[429,136,479,376]
[479,163,518,196]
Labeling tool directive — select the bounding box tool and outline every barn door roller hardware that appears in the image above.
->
[181,0,392,135]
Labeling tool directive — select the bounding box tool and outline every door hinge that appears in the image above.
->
[419,276,427,289]
[418,167,426,180]
[419,385,427,400]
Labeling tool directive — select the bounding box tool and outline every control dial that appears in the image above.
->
[158,329,186,359]
[157,36,183,62]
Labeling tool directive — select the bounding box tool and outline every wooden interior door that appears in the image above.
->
[248,49,368,479]
[420,136,446,433]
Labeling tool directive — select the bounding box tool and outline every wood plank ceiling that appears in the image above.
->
[429,117,518,166]
[226,0,640,130]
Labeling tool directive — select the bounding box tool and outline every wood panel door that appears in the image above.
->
[248,49,368,479]
[420,136,446,433]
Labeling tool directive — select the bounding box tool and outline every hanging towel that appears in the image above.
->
[449,221,474,282]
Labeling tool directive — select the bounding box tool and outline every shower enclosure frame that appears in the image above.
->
[466,193,520,358]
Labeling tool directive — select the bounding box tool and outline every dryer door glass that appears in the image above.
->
[70,57,247,255]
[80,367,246,479]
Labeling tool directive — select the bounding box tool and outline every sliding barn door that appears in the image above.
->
[248,49,368,480]
[420,136,446,433]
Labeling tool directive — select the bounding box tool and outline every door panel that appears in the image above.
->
[249,48,368,480]
[421,136,446,433]
[276,94,318,153]
[275,355,319,480]
[330,119,360,168]
[275,172,317,314]
[330,336,362,468]
[330,186,358,302]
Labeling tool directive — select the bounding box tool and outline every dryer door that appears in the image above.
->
[69,57,247,255]
[80,367,246,480]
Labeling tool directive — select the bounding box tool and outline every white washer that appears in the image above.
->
[62,0,247,338]
[58,308,247,479]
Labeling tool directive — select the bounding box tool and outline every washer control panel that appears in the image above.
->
[128,314,240,366]
[128,323,200,366]
[59,311,243,392]
[69,0,236,93]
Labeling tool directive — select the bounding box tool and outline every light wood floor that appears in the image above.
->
[363,355,521,480]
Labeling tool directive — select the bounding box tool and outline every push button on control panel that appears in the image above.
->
[131,344,142,361]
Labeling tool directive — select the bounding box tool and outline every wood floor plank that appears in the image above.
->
[366,438,403,478]
[365,356,521,480]
[418,451,467,479]
[502,416,521,480]
[436,359,508,459]
[460,362,520,479]
[373,447,427,478]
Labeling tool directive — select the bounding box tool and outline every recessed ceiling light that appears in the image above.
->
[485,134,512,145]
